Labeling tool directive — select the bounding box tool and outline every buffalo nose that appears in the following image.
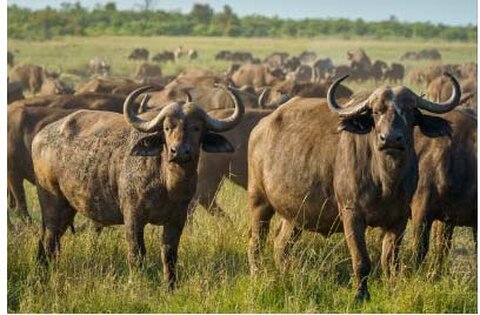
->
[379,133,403,144]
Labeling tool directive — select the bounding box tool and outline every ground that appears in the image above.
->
[7,35,477,313]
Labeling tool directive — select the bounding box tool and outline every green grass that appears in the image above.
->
[7,36,477,313]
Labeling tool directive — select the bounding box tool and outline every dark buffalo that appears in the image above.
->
[384,63,405,84]
[152,51,175,63]
[32,86,244,290]
[247,73,460,300]
[411,108,476,269]
[128,48,149,61]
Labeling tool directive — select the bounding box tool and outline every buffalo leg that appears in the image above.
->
[380,216,407,278]
[8,178,31,223]
[247,188,275,275]
[433,220,454,269]
[161,220,185,291]
[411,195,433,267]
[342,208,370,301]
[36,187,76,265]
[124,214,146,270]
[273,218,301,271]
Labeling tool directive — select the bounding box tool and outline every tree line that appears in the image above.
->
[7,2,476,41]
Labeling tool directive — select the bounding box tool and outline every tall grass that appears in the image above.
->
[7,36,477,313]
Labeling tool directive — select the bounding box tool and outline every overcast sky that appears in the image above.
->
[7,0,477,26]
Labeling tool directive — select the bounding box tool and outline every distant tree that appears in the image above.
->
[190,3,213,24]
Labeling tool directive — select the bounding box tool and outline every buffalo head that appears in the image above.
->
[328,72,460,157]
[124,85,244,164]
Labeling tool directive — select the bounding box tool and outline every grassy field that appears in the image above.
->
[7,36,478,313]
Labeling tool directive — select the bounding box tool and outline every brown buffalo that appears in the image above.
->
[347,49,372,79]
[7,94,149,221]
[247,73,460,301]
[231,64,285,89]
[9,64,62,95]
[135,63,163,84]
[384,63,405,84]
[411,108,476,269]
[32,86,244,290]
[76,78,136,95]
[371,60,388,83]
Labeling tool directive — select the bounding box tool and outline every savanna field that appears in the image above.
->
[7,36,478,313]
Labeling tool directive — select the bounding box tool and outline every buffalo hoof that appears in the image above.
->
[354,289,370,302]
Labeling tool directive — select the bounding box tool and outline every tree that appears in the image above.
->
[190,3,213,24]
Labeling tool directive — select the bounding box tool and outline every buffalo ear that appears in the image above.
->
[202,132,234,153]
[131,133,164,156]
[415,109,452,138]
[338,114,373,134]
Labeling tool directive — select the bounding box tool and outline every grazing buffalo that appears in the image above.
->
[384,63,405,84]
[152,51,175,63]
[286,64,314,83]
[312,58,334,81]
[32,86,245,290]
[9,64,62,95]
[371,60,388,83]
[128,48,149,61]
[411,108,477,268]
[76,78,135,95]
[298,51,317,64]
[231,64,285,89]
[7,94,148,221]
[247,73,460,300]
[135,63,163,84]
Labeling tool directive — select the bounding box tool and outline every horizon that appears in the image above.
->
[7,0,478,27]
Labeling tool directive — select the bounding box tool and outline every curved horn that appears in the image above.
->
[258,87,270,109]
[204,84,245,132]
[124,86,167,133]
[327,74,369,118]
[417,72,461,113]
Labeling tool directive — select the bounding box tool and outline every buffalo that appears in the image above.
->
[384,63,405,84]
[89,57,110,77]
[32,86,245,290]
[7,94,148,221]
[152,51,175,63]
[231,64,285,89]
[411,108,477,269]
[135,63,163,84]
[9,64,63,95]
[246,73,460,301]
[128,48,149,61]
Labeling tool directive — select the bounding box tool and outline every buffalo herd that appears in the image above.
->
[7,46,477,301]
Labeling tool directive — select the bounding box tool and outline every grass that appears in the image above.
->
[7,35,478,313]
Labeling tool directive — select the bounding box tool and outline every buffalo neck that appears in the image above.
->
[161,151,198,202]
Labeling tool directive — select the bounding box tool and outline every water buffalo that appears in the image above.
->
[135,63,163,84]
[152,51,175,63]
[231,64,285,89]
[32,86,245,290]
[411,108,477,270]
[247,73,460,301]
[128,48,149,61]
[384,63,405,84]
[9,64,62,95]
[371,60,388,83]
[7,94,148,221]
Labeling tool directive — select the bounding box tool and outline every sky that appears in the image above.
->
[7,0,478,26]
